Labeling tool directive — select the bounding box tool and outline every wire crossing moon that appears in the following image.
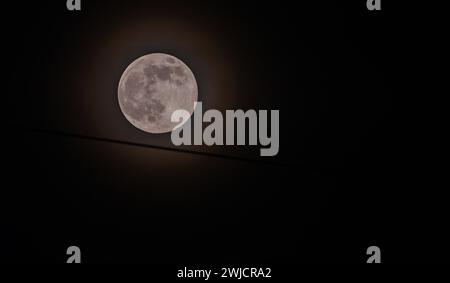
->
[118,53,198,134]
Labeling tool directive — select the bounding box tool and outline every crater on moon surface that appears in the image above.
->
[118,53,198,134]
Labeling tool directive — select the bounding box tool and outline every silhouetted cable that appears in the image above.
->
[10,125,292,167]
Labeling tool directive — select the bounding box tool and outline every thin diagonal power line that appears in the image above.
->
[11,125,290,167]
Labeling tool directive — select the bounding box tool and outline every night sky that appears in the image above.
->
[3,0,447,266]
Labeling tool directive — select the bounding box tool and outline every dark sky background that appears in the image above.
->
[3,0,448,265]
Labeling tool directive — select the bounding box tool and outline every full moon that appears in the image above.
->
[118,53,198,134]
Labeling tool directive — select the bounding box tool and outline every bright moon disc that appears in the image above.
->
[118,53,198,133]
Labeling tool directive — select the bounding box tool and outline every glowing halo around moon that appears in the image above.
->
[118,53,198,134]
